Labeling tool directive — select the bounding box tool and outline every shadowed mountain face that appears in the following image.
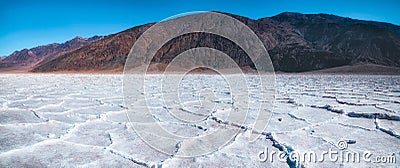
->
[265,12,400,71]
[2,12,399,73]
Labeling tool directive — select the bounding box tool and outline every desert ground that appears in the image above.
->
[0,74,399,167]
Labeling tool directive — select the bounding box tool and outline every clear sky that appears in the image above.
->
[1,0,399,56]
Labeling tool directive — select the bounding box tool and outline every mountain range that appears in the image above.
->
[1,12,399,73]
[0,36,104,72]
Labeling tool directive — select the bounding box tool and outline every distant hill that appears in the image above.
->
[1,12,399,73]
[31,24,153,72]
[0,36,104,71]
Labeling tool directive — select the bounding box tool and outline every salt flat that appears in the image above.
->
[0,74,399,168]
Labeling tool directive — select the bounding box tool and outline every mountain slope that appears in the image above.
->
[0,36,104,71]
[267,12,400,71]
[32,24,153,72]
[14,12,400,72]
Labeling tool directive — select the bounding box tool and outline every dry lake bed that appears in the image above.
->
[0,74,399,167]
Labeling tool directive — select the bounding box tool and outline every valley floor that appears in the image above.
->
[0,74,399,167]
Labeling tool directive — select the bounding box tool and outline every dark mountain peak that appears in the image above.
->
[66,35,104,44]
[19,48,29,52]
[272,12,306,19]
[43,43,59,47]
[74,36,84,39]
[271,12,343,25]
[269,12,400,35]
[67,36,88,43]
[276,12,303,17]
[88,35,104,41]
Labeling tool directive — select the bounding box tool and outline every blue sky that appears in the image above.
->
[1,0,399,56]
